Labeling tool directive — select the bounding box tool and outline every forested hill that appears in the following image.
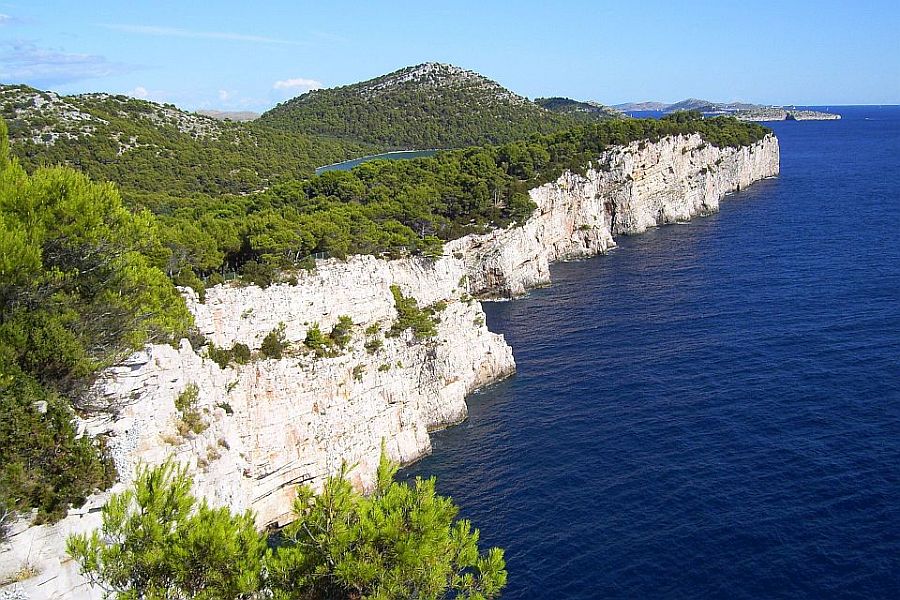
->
[0,84,374,196]
[257,62,577,149]
[534,97,624,121]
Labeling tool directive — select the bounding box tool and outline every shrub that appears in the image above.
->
[67,461,265,600]
[206,343,232,369]
[230,342,251,364]
[329,315,354,349]
[0,374,116,523]
[388,285,437,339]
[174,383,206,435]
[303,323,330,357]
[268,453,507,599]
[260,323,289,359]
[241,260,277,288]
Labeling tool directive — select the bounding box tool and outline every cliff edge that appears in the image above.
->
[0,133,779,599]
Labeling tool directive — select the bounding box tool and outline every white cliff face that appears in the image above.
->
[452,133,779,298]
[0,134,778,599]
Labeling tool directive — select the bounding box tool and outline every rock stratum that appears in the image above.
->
[0,132,779,599]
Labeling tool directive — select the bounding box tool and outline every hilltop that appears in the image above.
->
[534,97,624,121]
[0,85,373,197]
[257,62,575,149]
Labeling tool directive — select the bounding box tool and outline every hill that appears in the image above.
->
[0,85,373,197]
[257,62,575,149]
[534,97,623,121]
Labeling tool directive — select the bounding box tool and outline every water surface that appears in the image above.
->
[403,106,900,598]
[315,149,439,175]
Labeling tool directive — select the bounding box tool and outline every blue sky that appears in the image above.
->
[1,0,897,111]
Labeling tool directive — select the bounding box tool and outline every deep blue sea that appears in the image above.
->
[403,106,900,598]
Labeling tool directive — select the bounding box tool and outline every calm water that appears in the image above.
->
[315,149,439,174]
[403,107,900,598]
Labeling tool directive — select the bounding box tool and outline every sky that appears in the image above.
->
[1,0,898,112]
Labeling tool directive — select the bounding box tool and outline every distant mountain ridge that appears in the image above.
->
[614,98,840,121]
[197,109,260,122]
[257,62,577,149]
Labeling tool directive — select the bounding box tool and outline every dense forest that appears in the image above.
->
[257,63,577,149]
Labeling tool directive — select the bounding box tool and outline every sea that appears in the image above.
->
[402,106,900,598]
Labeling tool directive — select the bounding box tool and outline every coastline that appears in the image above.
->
[0,132,779,599]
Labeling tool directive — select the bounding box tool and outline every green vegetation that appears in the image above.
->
[388,285,438,340]
[131,110,769,288]
[269,453,506,599]
[535,97,624,121]
[303,316,355,358]
[174,383,207,436]
[0,85,374,197]
[260,323,289,359]
[0,90,770,525]
[67,461,265,600]
[207,341,252,369]
[0,117,189,522]
[68,457,506,600]
[258,63,573,149]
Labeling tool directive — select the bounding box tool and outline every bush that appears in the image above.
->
[260,323,289,359]
[268,452,507,599]
[174,383,206,435]
[230,342,251,364]
[329,315,354,349]
[0,374,116,523]
[67,461,265,600]
[303,323,330,357]
[206,343,233,369]
[68,455,506,600]
[241,260,277,288]
[207,342,253,368]
[388,285,437,340]
[173,267,206,303]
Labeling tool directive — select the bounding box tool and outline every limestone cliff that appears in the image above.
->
[452,133,779,298]
[0,133,778,599]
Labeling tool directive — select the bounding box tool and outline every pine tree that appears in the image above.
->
[66,461,265,600]
[267,452,507,599]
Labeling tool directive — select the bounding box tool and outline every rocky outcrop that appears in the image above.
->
[0,133,779,599]
[452,133,779,298]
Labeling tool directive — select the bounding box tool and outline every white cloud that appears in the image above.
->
[0,13,11,24]
[0,41,134,86]
[100,23,302,46]
[131,85,149,98]
[218,89,231,101]
[273,77,322,91]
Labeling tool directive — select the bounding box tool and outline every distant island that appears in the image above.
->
[614,98,841,121]
[197,109,260,121]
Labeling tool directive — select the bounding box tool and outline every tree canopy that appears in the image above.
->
[0,117,191,522]
[68,456,507,600]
